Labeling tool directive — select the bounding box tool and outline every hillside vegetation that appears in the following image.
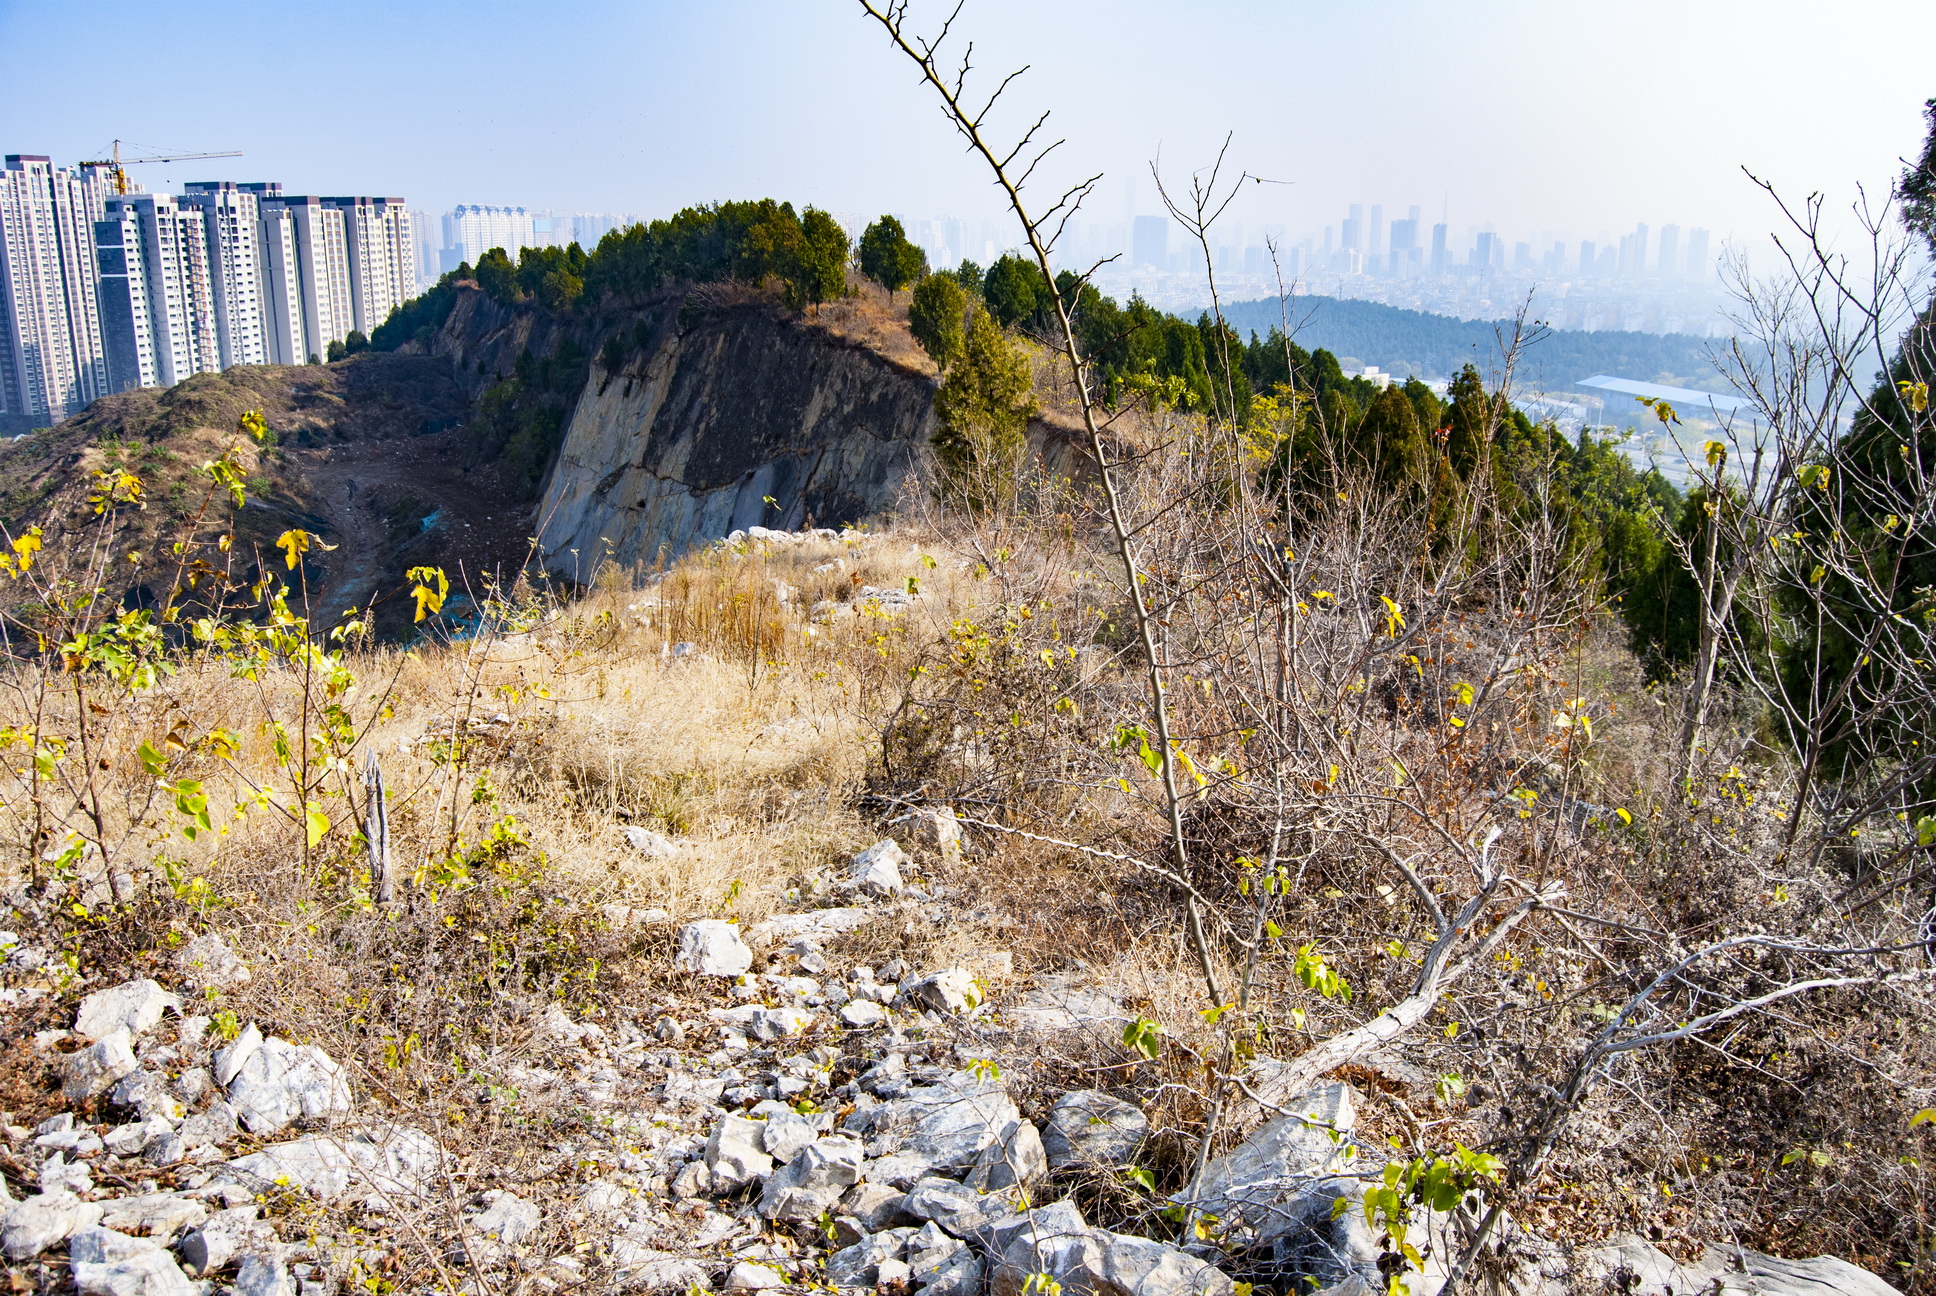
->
[0,100,1930,1294]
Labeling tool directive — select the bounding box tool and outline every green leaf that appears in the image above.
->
[136,740,168,777]
[1139,741,1163,778]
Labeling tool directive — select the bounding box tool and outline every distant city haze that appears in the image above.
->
[4,0,1932,256]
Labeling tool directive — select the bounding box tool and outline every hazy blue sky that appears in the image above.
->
[4,0,1933,252]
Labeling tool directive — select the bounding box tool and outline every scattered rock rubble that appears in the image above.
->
[0,826,1900,1296]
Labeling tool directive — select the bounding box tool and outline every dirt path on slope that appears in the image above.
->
[275,427,539,627]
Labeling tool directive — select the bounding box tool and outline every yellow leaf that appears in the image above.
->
[304,804,329,848]
[407,565,450,622]
[1911,1109,1936,1129]
[10,527,42,572]
[1703,439,1726,467]
[275,529,338,570]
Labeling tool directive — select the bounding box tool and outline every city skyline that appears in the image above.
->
[3,1,1933,259]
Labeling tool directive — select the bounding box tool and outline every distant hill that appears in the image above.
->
[1217,294,1732,395]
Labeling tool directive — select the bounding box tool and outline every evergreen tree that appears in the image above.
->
[982,254,1044,329]
[474,248,519,304]
[794,207,851,311]
[1444,364,1491,478]
[858,215,927,297]
[1358,384,1425,490]
[908,272,968,369]
[932,302,1035,485]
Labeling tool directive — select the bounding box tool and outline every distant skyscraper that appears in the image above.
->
[1578,240,1596,276]
[1132,215,1168,270]
[1656,224,1680,278]
[1430,222,1448,275]
[1473,231,1497,270]
[1618,223,1649,280]
[1368,204,1384,268]
[408,210,436,290]
[443,205,538,270]
[1388,217,1418,275]
[1683,228,1710,281]
[1341,204,1363,256]
[572,212,631,250]
[0,155,114,422]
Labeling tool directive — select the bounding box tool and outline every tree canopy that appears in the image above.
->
[858,215,928,296]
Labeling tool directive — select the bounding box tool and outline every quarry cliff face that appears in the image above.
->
[529,298,938,581]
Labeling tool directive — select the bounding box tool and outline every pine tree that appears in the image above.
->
[932,303,1035,488]
[908,272,968,369]
[859,215,927,297]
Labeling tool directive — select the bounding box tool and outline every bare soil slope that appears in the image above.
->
[0,353,534,634]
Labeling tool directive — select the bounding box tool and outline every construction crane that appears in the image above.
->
[77,140,244,195]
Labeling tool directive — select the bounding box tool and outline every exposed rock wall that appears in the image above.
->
[531,298,938,581]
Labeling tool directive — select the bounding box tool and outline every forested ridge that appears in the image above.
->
[1217,293,1725,391]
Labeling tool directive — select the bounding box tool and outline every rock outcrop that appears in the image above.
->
[530,297,937,580]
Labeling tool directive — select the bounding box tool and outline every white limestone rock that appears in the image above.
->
[711,1003,814,1041]
[74,980,180,1042]
[1,1191,105,1260]
[71,1249,195,1296]
[97,1192,207,1240]
[852,840,909,896]
[1043,1090,1149,1170]
[223,1034,353,1134]
[706,1115,774,1189]
[967,1117,1048,1192]
[675,919,754,977]
[1182,1082,1358,1227]
[758,1136,866,1221]
[226,1126,440,1201]
[905,968,981,1015]
[234,1252,297,1296]
[69,1226,160,1265]
[728,1261,787,1290]
[62,1029,139,1102]
[176,1207,273,1276]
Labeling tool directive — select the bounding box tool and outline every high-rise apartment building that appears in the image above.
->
[179,182,268,369]
[94,204,160,391]
[255,196,308,365]
[408,210,436,291]
[0,155,114,423]
[96,194,220,391]
[264,196,353,361]
[443,205,536,271]
[324,196,411,336]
